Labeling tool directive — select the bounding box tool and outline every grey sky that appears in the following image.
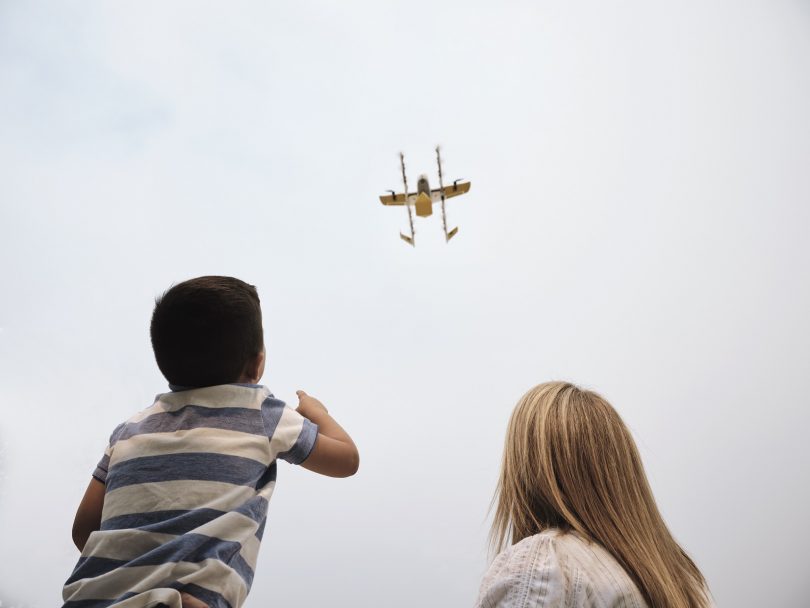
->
[1,1,809,607]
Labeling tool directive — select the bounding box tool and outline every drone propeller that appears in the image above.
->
[436,146,459,242]
[399,152,415,246]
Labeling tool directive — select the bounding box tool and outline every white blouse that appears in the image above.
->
[475,529,649,608]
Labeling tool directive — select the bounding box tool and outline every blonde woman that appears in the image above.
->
[477,382,714,608]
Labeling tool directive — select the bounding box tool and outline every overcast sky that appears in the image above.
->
[1,1,809,607]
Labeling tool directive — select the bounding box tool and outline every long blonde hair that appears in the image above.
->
[491,382,710,608]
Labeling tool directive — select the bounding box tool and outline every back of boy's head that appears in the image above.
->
[150,276,264,387]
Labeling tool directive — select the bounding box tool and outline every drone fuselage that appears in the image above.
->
[415,174,433,217]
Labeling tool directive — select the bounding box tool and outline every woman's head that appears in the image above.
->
[492,381,710,608]
[493,381,650,544]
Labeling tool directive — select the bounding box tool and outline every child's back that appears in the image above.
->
[63,277,359,608]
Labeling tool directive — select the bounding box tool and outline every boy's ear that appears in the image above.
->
[243,349,266,384]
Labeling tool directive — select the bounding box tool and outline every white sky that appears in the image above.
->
[1,1,809,607]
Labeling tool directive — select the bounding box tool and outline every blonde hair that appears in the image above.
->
[491,381,710,608]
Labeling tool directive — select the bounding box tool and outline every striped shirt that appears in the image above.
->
[62,384,318,608]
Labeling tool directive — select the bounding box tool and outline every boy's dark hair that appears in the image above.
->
[150,276,264,387]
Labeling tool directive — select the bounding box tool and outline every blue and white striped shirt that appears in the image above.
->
[62,384,318,608]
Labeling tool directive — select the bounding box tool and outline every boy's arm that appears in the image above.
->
[296,390,359,478]
[72,477,105,551]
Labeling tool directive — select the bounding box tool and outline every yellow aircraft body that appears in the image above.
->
[379,147,471,245]
[379,178,471,217]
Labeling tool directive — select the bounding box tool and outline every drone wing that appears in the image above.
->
[430,180,471,202]
[379,192,416,206]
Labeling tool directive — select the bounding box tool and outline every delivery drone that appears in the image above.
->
[379,146,471,246]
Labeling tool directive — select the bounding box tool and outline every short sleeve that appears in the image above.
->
[92,446,112,484]
[261,395,319,465]
[92,422,126,484]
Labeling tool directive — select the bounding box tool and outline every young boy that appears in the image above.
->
[62,276,359,608]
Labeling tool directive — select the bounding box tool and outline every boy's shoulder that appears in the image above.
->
[108,384,281,447]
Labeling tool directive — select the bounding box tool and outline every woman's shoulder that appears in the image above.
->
[487,529,609,574]
[475,530,648,608]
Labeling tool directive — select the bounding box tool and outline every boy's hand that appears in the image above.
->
[296,390,328,419]
[180,593,209,608]
[295,390,359,477]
